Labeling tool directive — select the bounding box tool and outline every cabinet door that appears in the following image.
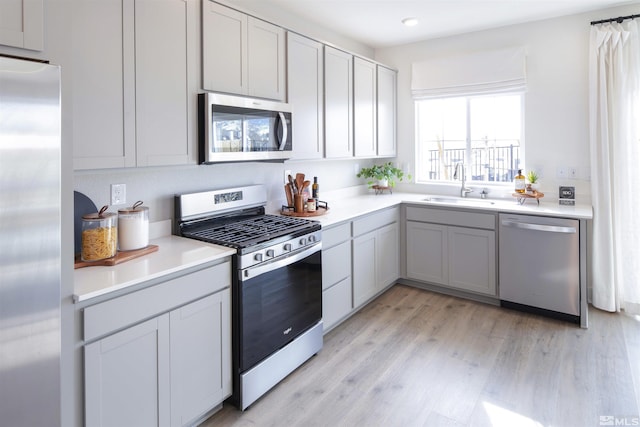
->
[0,0,43,50]
[353,57,377,158]
[170,290,231,427]
[322,240,351,290]
[135,0,193,166]
[323,277,352,332]
[448,226,496,295]
[72,0,135,169]
[202,1,247,94]
[288,32,324,159]
[377,65,397,157]
[324,46,353,158]
[85,315,170,427]
[353,231,377,308]
[406,221,448,285]
[247,17,286,101]
[376,222,399,290]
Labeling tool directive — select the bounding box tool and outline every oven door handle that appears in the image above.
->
[240,242,322,281]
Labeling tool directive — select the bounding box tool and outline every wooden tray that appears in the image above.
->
[74,244,159,269]
[281,206,329,217]
[372,185,393,195]
[512,191,544,205]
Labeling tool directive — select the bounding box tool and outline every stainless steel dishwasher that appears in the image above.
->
[499,213,580,323]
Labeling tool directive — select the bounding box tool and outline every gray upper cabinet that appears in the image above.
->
[0,0,43,51]
[202,2,246,95]
[376,65,397,157]
[287,32,324,160]
[353,57,377,158]
[324,46,353,158]
[135,0,195,167]
[72,0,196,170]
[71,0,133,169]
[202,1,286,101]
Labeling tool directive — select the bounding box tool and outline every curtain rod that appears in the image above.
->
[590,13,640,25]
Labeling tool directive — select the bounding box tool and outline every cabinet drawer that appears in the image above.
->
[322,222,351,248]
[352,207,399,236]
[406,206,495,230]
[322,241,351,290]
[322,277,352,331]
[84,261,231,342]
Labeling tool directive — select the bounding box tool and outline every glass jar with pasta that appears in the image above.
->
[81,206,117,262]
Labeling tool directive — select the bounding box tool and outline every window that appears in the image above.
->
[415,93,523,184]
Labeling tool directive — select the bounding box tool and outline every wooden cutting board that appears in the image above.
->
[74,245,158,269]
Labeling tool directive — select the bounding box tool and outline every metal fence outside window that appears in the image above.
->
[426,143,521,182]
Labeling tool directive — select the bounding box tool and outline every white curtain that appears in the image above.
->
[589,20,640,314]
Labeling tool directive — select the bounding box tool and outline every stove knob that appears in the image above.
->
[284,243,292,252]
[299,237,307,246]
[308,234,316,243]
[254,253,263,262]
[266,249,275,258]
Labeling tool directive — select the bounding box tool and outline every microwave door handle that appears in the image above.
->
[277,112,288,151]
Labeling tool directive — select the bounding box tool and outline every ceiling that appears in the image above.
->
[251,0,640,48]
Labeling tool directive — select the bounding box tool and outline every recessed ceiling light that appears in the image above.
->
[402,17,418,27]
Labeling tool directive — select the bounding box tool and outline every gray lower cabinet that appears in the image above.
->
[352,207,400,308]
[83,261,231,427]
[321,207,400,331]
[322,222,352,332]
[406,206,497,296]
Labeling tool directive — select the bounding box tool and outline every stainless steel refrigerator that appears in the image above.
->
[0,55,62,426]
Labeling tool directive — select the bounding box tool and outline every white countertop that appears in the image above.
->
[74,190,591,303]
[287,190,593,228]
[73,235,235,303]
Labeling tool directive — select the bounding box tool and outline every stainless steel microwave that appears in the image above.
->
[198,92,292,163]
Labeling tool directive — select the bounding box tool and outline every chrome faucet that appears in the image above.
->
[453,162,473,198]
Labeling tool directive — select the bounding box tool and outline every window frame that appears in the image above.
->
[414,92,525,186]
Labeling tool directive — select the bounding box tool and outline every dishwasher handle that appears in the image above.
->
[501,219,576,234]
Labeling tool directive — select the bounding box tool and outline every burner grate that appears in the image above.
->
[183,214,317,248]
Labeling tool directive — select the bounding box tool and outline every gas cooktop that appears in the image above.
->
[182,214,319,249]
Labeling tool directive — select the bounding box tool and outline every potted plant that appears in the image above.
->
[357,162,410,188]
[527,170,540,191]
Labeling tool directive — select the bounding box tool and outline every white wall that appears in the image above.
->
[375,4,640,202]
[74,158,366,223]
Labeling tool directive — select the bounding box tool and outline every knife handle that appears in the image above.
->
[284,184,294,207]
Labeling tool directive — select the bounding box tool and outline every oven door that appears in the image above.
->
[238,242,322,372]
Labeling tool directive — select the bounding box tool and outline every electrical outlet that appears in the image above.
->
[354,163,360,175]
[110,184,126,206]
[284,169,291,185]
[556,167,567,179]
[568,167,578,179]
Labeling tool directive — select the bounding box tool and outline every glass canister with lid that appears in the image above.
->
[81,206,118,262]
[118,201,149,251]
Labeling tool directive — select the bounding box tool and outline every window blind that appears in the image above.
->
[411,47,527,99]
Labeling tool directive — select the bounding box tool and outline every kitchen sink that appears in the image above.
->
[422,196,495,206]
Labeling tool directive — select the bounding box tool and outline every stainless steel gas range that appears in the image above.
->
[174,185,323,410]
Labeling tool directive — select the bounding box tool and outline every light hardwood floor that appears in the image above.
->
[203,285,640,427]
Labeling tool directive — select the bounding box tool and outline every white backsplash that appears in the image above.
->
[74,159,373,224]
